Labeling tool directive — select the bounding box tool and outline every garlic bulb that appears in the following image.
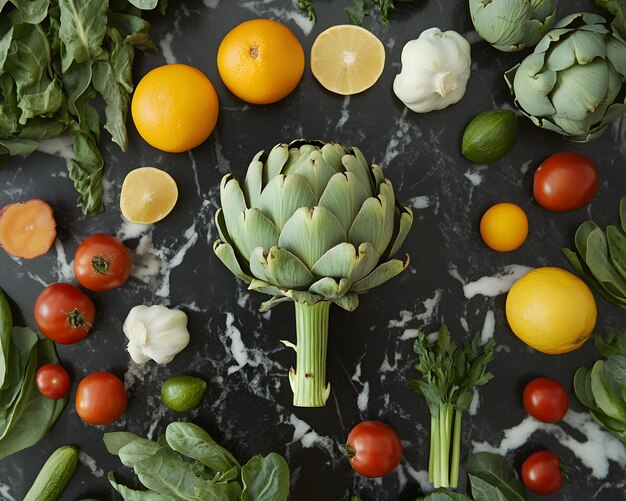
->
[123,305,190,364]
[393,28,471,113]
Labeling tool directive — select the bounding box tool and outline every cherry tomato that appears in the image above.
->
[345,421,402,478]
[523,377,569,423]
[34,283,95,344]
[480,202,528,252]
[75,372,127,425]
[521,450,564,495]
[74,234,132,291]
[36,363,70,399]
[533,152,599,212]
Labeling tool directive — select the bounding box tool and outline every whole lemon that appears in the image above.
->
[505,267,596,354]
[131,64,219,153]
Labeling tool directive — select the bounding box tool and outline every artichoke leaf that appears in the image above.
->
[585,227,626,299]
[333,293,359,312]
[511,54,557,117]
[284,289,323,306]
[607,33,626,75]
[213,240,254,283]
[348,182,395,256]
[237,208,280,259]
[311,242,379,282]
[260,295,293,312]
[258,173,316,230]
[308,277,351,299]
[243,151,265,208]
[546,30,607,72]
[318,171,371,234]
[220,174,250,257]
[351,255,410,293]
[279,206,346,269]
[606,224,626,279]
[621,197,626,233]
[264,143,290,182]
[283,143,318,175]
[248,279,283,296]
[385,204,414,259]
[341,150,374,196]
[320,142,347,167]
[370,164,386,193]
[553,12,607,31]
[251,246,316,289]
[293,150,341,201]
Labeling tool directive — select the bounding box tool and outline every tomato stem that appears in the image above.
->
[65,308,88,329]
[91,255,109,274]
[345,444,355,460]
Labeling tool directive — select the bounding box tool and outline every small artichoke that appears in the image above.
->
[469,0,556,52]
[213,140,413,407]
[504,12,626,142]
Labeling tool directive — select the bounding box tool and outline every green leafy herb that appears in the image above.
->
[563,197,626,310]
[0,288,67,460]
[0,1,165,215]
[574,329,626,444]
[297,0,419,27]
[105,421,290,501]
[408,325,495,489]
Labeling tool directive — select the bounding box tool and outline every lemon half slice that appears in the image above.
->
[120,167,178,224]
[310,25,386,96]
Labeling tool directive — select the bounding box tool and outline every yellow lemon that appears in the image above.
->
[120,167,178,224]
[505,267,596,354]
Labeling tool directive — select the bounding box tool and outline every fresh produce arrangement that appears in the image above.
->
[0,0,625,499]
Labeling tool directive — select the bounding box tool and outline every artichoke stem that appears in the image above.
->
[291,301,331,407]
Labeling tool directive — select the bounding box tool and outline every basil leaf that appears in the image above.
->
[469,474,508,501]
[586,227,626,299]
[128,0,158,9]
[108,472,169,501]
[465,452,526,501]
[118,438,162,467]
[103,431,143,455]
[58,0,107,68]
[165,422,240,473]
[241,453,290,501]
[590,361,625,421]
[605,355,626,387]
[0,327,38,408]
[194,479,241,501]
[594,329,626,358]
[607,224,626,279]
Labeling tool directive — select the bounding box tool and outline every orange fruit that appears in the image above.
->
[217,19,305,104]
[310,25,385,95]
[131,64,219,153]
[120,167,178,224]
[480,202,528,252]
[506,267,596,354]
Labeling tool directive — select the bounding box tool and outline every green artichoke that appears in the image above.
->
[469,0,556,52]
[213,140,413,407]
[504,12,626,142]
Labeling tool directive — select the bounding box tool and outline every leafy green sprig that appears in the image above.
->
[298,0,419,27]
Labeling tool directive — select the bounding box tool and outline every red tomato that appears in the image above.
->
[533,152,599,212]
[74,234,132,291]
[521,451,563,495]
[346,421,402,478]
[523,377,569,423]
[34,283,95,344]
[36,363,70,400]
[75,372,127,425]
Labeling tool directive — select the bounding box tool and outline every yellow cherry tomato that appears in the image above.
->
[480,202,528,251]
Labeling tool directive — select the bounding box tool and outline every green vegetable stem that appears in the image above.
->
[408,325,495,488]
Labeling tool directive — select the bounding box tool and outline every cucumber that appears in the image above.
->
[462,109,518,164]
[24,445,79,501]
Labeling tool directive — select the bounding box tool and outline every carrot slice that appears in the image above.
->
[0,199,57,259]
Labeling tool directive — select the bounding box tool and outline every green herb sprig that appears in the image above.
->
[298,0,419,27]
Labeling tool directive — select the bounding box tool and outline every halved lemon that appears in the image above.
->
[310,25,385,96]
[120,167,178,224]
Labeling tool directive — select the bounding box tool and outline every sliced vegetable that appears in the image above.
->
[34,283,95,344]
[74,234,132,291]
[393,28,471,113]
[160,375,206,413]
[123,305,190,364]
[461,110,518,164]
[24,445,78,501]
[345,421,402,478]
[563,196,626,310]
[105,421,290,500]
[0,199,56,259]
[533,153,599,212]
[76,372,127,425]
[408,325,495,488]
[36,363,70,400]
[521,451,563,496]
[523,377,568,423]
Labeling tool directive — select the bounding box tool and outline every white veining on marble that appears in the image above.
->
[468,388,480,416]
[117,221,153,241]
[187,151,202,197]
[460,264,534,298]
[356,381,369,412]
[336,96,351,130]
[79,451,105,478]
[36,135,74,160]
[288,414,336,454]
[203,0,220,7]
[156,223,199,297]
[240,1,314,35]
[473,411,626,479]
[407,195,431,209]
[159,32,178,64]
[481,310,495,344]
[464,167,485,186]
[54,239,74,282]
[0,483,16,501]
[382,109,415,167]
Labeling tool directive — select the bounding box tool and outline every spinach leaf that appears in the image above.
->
[103,431,143,455]
[465,452,526,501]
[241,453,290,501]
[4,0,49,24]
[605,355,626,387]
[165,422,241,473]
[58,0,107,68]
[194,479,241,500]
[93,59,129,150]
[0,288,12,388]
[108,472,169,500]
[0,327,38,409]
[118,437,162,467]
[594,329,626,358]
[590,361,625,421]
[128,0,157,9]
[468,475,508,501]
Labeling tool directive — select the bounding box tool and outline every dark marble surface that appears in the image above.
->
[1,1,625,500]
